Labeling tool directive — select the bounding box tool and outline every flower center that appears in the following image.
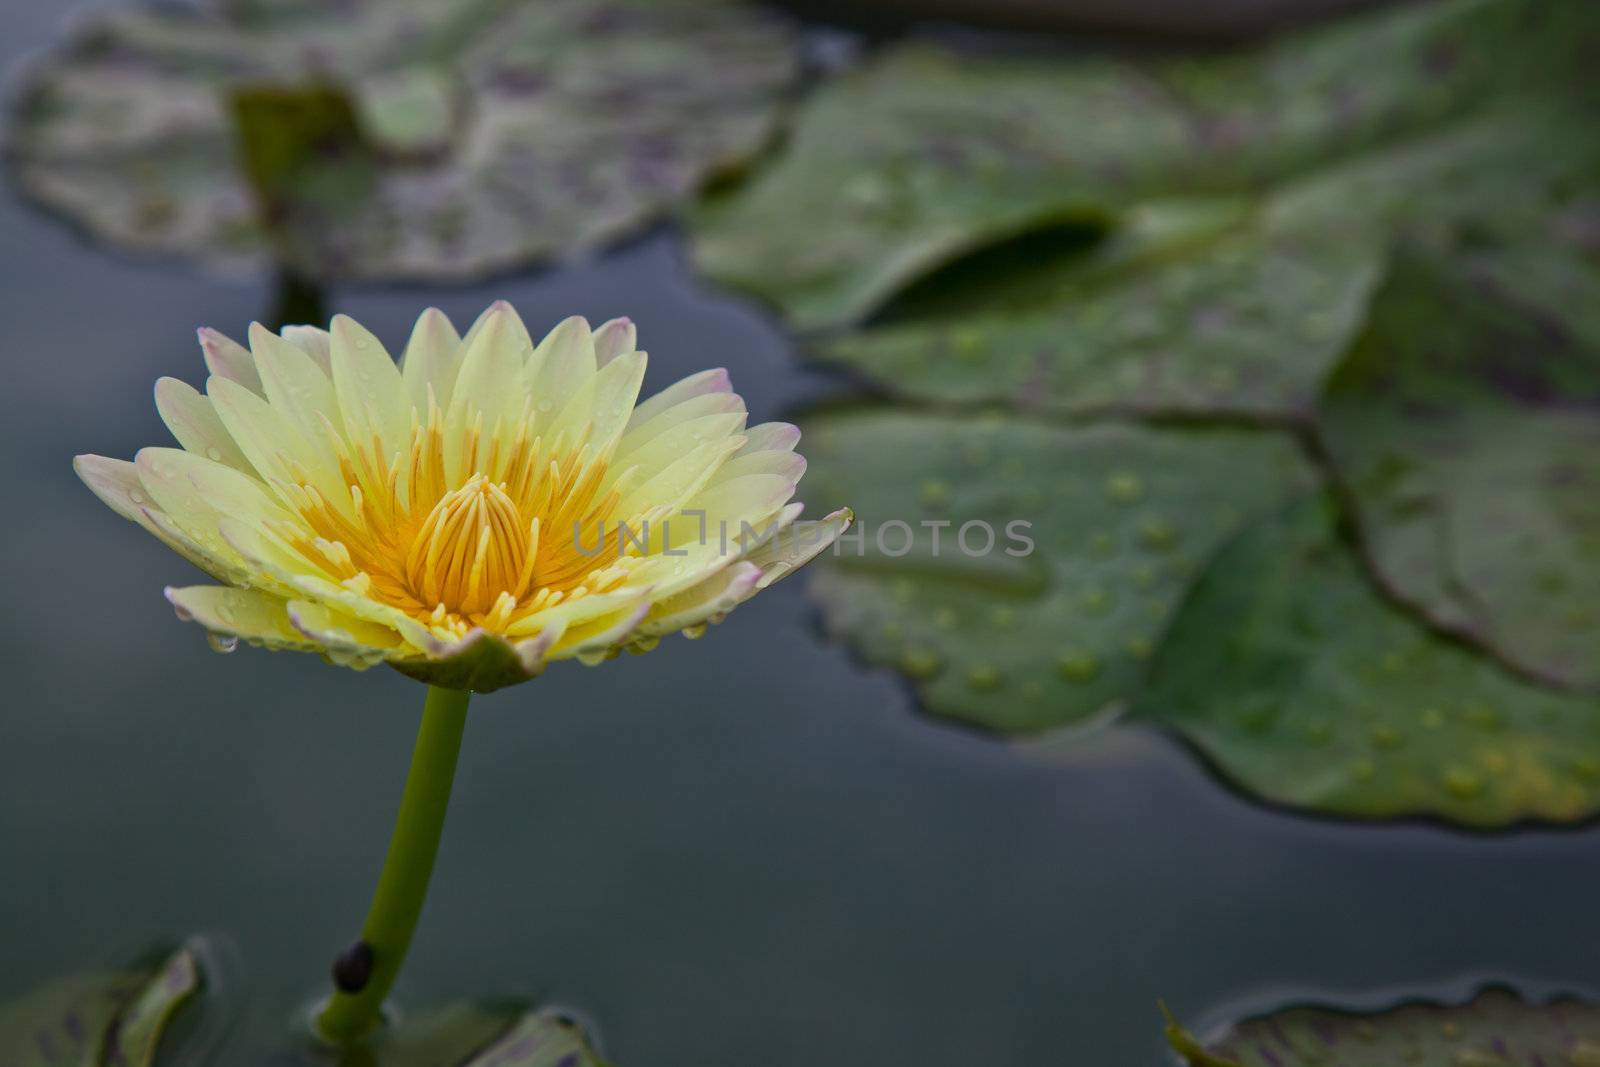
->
[404,473,538,616]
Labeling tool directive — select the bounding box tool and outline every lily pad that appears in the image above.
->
[818,105,1597,420]
[689,0,1599,330]
[799,409,1316,735]
[1165,989,1600,1067]
[7,0,797,282]
[292,1004,608,1067]
[0,943,203,1067]
[1318,245,1600,692]
[1134,495,1600,826]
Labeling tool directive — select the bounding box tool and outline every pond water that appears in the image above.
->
[3,3,1600,1066]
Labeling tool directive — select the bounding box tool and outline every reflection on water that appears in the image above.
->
[2,5,1600,1067]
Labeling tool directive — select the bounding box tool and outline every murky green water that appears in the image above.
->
[3,3,1600,1065]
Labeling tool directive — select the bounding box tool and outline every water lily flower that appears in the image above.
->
[74,301,850,1043]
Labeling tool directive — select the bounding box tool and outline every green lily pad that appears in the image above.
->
[7,0,796,282]
[1134,495,1600,826]
[799,409,1316,735]
[1318,245,1600,692]
[1166,989,1600,1067]
[818,104,1597,420]
[0,943,203,1067]
[689,0,1599,331]
[294,1004,608,1067]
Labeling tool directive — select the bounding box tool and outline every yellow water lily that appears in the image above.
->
[75,301,851,692]
[73,301,850,1044]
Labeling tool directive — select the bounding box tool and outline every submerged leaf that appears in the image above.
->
[0,944,203,1067]
[1167,988,1600,1067]
[1319,245,1600,691]
[1136,496,1600,826]
[8,0,797,282]
[800,409,1316,734]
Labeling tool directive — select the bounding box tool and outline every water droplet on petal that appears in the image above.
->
[206,633,239,654]
[205,447,223,461]
[682,623,707,640]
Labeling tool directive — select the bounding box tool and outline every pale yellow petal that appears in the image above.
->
[208,376,352,518]
[135,446,295,579]
[154,377,253,472]
[329,314,409,458]
[737,422,801,455]
[611,411,747,486]
[527,316,595,430]
[741,507,853,589]
[547,349,647,458]
[74,454,217,571]
[715,447,806,484]
[638,561,762,636]
[165,585,316,651]
[446,302,530,475]
[690,473,797,530]
[612,437,745,522]
[198,327,261,393]
[400,307,461,413]
[505,586,650,640]
[280,324,333,373]
[287,600,407,663]
[592,316,637,366]
[625,367,730,430]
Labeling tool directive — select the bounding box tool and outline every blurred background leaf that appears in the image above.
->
[6,0,798,282]
[1319,245,1600,692]
[1165,989,1600,1067]
[690,0,1598,332]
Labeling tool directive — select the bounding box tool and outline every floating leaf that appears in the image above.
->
[818,106,1597,420]
[800,409,1316,734]
[7,0,797,282]
[689,0,1599,331]
[0,944,203,1067]
[1167,988,1600,1067]
[1135,495,1600,826]
[1318,245,1600,692]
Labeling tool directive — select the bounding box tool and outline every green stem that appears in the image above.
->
[317,684,472,1044]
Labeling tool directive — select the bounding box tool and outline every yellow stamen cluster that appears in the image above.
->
[288,397,638,639]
